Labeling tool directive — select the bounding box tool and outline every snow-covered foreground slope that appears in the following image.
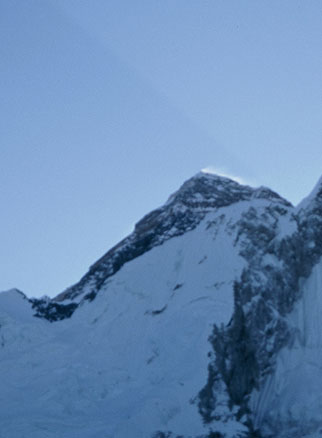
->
[2,172,322,438]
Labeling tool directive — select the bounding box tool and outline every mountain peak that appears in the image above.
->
[166,171,291,209]
[51,172,292,306]
[166,171,252,209]
[5,172,322,438]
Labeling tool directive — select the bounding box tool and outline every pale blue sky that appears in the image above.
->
[1,0,322,297]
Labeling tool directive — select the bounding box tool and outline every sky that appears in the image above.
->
[1,0,322,298]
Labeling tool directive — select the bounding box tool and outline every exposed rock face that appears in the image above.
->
[3,172,322,438]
